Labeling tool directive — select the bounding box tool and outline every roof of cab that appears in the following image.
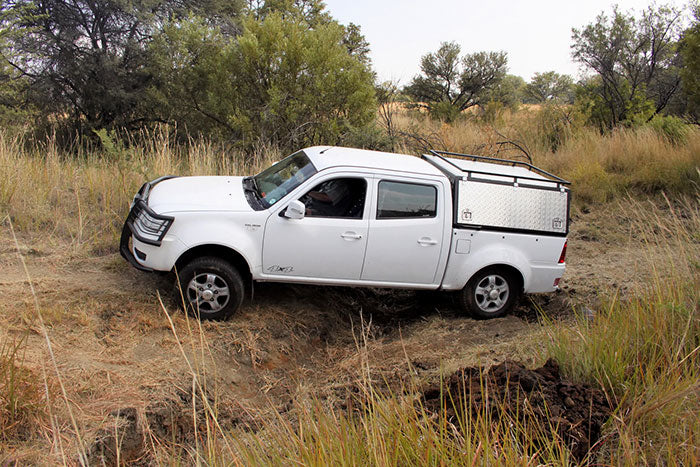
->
[302,146,444,177]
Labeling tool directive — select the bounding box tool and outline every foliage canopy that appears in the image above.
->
[0,0,377,150]
[404,41,508,121]
[571,4,684,129]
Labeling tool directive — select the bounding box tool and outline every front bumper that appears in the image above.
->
[120,223,153,272]
[119,176,177,272]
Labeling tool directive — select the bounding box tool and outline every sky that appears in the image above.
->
[322,0,690,85]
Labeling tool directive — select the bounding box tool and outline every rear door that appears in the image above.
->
[360,177,445,285]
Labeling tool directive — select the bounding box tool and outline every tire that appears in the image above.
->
[177,257,245,320]
[458,267,519,319]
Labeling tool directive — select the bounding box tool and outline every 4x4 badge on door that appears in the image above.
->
[267,265,294,273]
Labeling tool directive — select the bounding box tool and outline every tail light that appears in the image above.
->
[558,240,567,264]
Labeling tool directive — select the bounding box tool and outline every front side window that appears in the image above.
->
[299,178,367,218]
[253,151,317,207]
[377,181,437,219]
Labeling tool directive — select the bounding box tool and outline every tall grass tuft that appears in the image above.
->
[228,390,572,466]
[0,335,49,443]
[548,196,700,464]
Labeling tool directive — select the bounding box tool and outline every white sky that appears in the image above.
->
[322,0,690,84]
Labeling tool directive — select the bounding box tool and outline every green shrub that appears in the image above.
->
[429,100,463,123]
[647,115,690,145]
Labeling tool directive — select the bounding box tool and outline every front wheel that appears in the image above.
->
[458,267,519,319]
[177,257,245,320]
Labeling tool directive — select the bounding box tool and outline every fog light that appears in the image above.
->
[553,278,561,287]
[134,247,147,261]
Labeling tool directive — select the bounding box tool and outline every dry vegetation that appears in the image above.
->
[0,114,698,465]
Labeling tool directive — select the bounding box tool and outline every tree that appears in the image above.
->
[342,22,372,67]
[404,41,508,121]
[148,11,376,149]
[146,18,237,138]
[0,0,243,138]
[486,74,525,109]
[0,57,34,128]
[571,4,684,129]
[248,0,332,26]
[525,72,574,104]
[679,6,700,122]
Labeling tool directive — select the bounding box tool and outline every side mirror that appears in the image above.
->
[283,200,305,219]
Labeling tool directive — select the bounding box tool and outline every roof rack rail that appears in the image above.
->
[428,149,571,186]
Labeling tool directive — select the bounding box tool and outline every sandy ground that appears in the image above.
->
[0,199,690,463]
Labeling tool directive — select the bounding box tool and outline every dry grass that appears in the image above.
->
[388,110,700,205]
[0,129,280,254]
[0,334,49,442]
[541,128,700,204]
[547,196,700,464]
[0,117,699,464]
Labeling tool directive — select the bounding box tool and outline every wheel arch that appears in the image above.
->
[174,244,252,284]
[468,263,524,294]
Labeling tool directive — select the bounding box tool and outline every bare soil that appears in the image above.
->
[0,200,683,464]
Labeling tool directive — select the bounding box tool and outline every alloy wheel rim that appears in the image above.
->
[474,274,509,312]
[186,272,230,313]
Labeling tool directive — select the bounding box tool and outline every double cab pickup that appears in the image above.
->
[121,147,570,320]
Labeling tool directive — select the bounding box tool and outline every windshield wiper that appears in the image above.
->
[243,176,269,209]
[250,176,261,196]
[243,177,257,194]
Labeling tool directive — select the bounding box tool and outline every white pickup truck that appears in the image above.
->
[120,147,569,320]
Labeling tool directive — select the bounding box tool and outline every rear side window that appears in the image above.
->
[377,181,437,219]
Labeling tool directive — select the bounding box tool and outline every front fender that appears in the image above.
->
[161,212,264,273]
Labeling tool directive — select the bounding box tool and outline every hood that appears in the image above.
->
[147,176,252,213]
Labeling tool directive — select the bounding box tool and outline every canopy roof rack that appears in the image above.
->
[428,149,571,186]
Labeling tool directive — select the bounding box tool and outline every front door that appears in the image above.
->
[361,178,444,285]
[262,176,369,280]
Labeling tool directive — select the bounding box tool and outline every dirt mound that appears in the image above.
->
[421,359,612,461]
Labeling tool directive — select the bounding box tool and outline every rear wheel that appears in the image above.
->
[177,257,244,320]
[459,267,519,319]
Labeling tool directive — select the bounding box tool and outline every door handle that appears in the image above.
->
[341,232,363,240]
[417,237,438,246]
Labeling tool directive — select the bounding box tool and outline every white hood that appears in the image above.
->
[147,176,252,213]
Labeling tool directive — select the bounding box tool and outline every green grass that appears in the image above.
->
[547,197,700,464]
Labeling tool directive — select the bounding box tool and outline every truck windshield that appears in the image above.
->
[253,151,317,207]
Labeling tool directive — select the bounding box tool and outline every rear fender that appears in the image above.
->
[442,245,531,291]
